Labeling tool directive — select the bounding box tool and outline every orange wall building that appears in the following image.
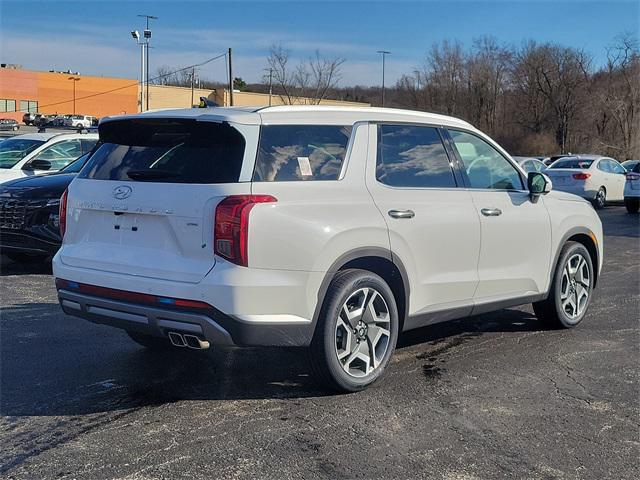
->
[0,67,138,121]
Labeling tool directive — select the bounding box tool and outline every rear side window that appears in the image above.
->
[376,125,456,188]
[253,125,351,182]
[80,119,246,184]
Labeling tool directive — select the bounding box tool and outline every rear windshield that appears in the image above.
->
[79,119,246,183]
[0,138,45,168]
[549,158,593,169]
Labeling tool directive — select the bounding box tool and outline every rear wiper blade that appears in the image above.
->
[126,169,180,180]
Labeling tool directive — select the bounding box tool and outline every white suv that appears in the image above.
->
[53,106,603,392]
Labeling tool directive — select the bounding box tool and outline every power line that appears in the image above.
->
[14,51,228,113]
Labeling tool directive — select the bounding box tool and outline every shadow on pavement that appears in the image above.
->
[1,301,544,417]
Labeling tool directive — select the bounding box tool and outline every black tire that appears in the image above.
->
[126,331,172,350]
[592,187,606,210]
[624,197,639,214]
[533,241,594,329]
[6,252,48,263]
[308,269,399,393]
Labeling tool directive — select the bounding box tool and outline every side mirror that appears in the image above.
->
[528,172,552,198]
[26,159,53,171]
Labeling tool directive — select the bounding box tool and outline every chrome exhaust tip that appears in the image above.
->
[183,334,210,350]
[168,332,186,347]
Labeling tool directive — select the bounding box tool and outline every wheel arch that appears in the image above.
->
[311,247,410,332]
[552,227,600,288]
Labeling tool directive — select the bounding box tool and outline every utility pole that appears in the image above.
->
[268,68,273,106]
[377,50,391,107]
[228,47,234,106]
[190,67,195,107]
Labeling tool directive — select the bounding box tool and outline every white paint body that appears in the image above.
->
[52,106,604,344]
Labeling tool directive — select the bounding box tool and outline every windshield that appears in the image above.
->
[80,119,246,184]
[0,139,45,169]
[549,158,594,169]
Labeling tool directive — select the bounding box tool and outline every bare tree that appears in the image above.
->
[266,45,344,104]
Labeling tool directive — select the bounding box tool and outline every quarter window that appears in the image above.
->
[253,125,351,182]
[376,124,456,188]
[449,130,524,190]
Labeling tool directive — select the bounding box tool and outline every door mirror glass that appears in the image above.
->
[25,158,52,171]
[528,172,552,195]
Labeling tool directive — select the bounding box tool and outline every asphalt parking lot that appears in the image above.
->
[0,207,638,479]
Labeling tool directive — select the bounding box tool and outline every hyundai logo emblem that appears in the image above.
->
[113,185,133,200]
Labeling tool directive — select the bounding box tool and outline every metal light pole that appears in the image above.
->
[136,14,157,111]
[68,76,80,114]
[377,50,391,107]
[131,30,145,111]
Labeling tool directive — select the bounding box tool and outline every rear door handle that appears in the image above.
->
[480,208,502,217]
[388,209,415,219]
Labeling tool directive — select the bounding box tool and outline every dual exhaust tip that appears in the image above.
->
[168,331,210,350]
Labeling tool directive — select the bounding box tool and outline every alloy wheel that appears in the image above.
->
[560,253,590,320]
[334,288,391,378]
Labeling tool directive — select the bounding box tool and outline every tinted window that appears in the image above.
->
[550,159,594,169]
[633,162,640,173]
[253,125,351,182]
[376,125,455,188]
[0,138,45,168]
[80,119,246,184]
[33,139,82,170]
[610,161,626,174]
[449,130,523,190]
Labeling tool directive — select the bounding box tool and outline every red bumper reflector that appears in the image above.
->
[55,278,211,310]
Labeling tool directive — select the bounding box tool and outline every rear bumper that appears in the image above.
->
[52,255,324,347]
[58,288,235,345]
[551,184,598,200]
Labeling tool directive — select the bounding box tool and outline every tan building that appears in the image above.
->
[148,84,369,110]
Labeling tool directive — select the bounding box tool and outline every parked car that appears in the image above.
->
[34,114,57,127]
[22,112,37,126]
[64,115,95,129]
[623,161,640,213]
[52,115,73,127]
[53,106,603,392]
[544,155,627,209]
[0,119,20,131]
[621,160,640,172]
[0,152,91,262]
[513,156,546,173]
[0,132,98,183]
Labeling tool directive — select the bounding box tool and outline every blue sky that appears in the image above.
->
[1,0,638,86]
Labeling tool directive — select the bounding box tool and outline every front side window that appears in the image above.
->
[32,139,83,170]
[449,130,523,190]
[253,125,351,182]
[376,124,456,188]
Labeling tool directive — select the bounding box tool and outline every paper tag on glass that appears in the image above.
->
[297,157,313,176]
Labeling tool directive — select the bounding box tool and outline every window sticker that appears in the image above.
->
[297,156,313,176]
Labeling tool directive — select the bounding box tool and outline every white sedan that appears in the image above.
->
[544,155,627,209]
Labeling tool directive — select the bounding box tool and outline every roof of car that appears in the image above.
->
[100,105,474,129]
[6,132,98,142]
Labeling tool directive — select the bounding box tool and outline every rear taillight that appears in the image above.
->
[572,173,591,180]
[626,173,640,181]
[214,195,277,267]
[59,189,68,239]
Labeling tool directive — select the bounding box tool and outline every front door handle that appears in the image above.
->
[388,209,415,219]
[481,208,502,217]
